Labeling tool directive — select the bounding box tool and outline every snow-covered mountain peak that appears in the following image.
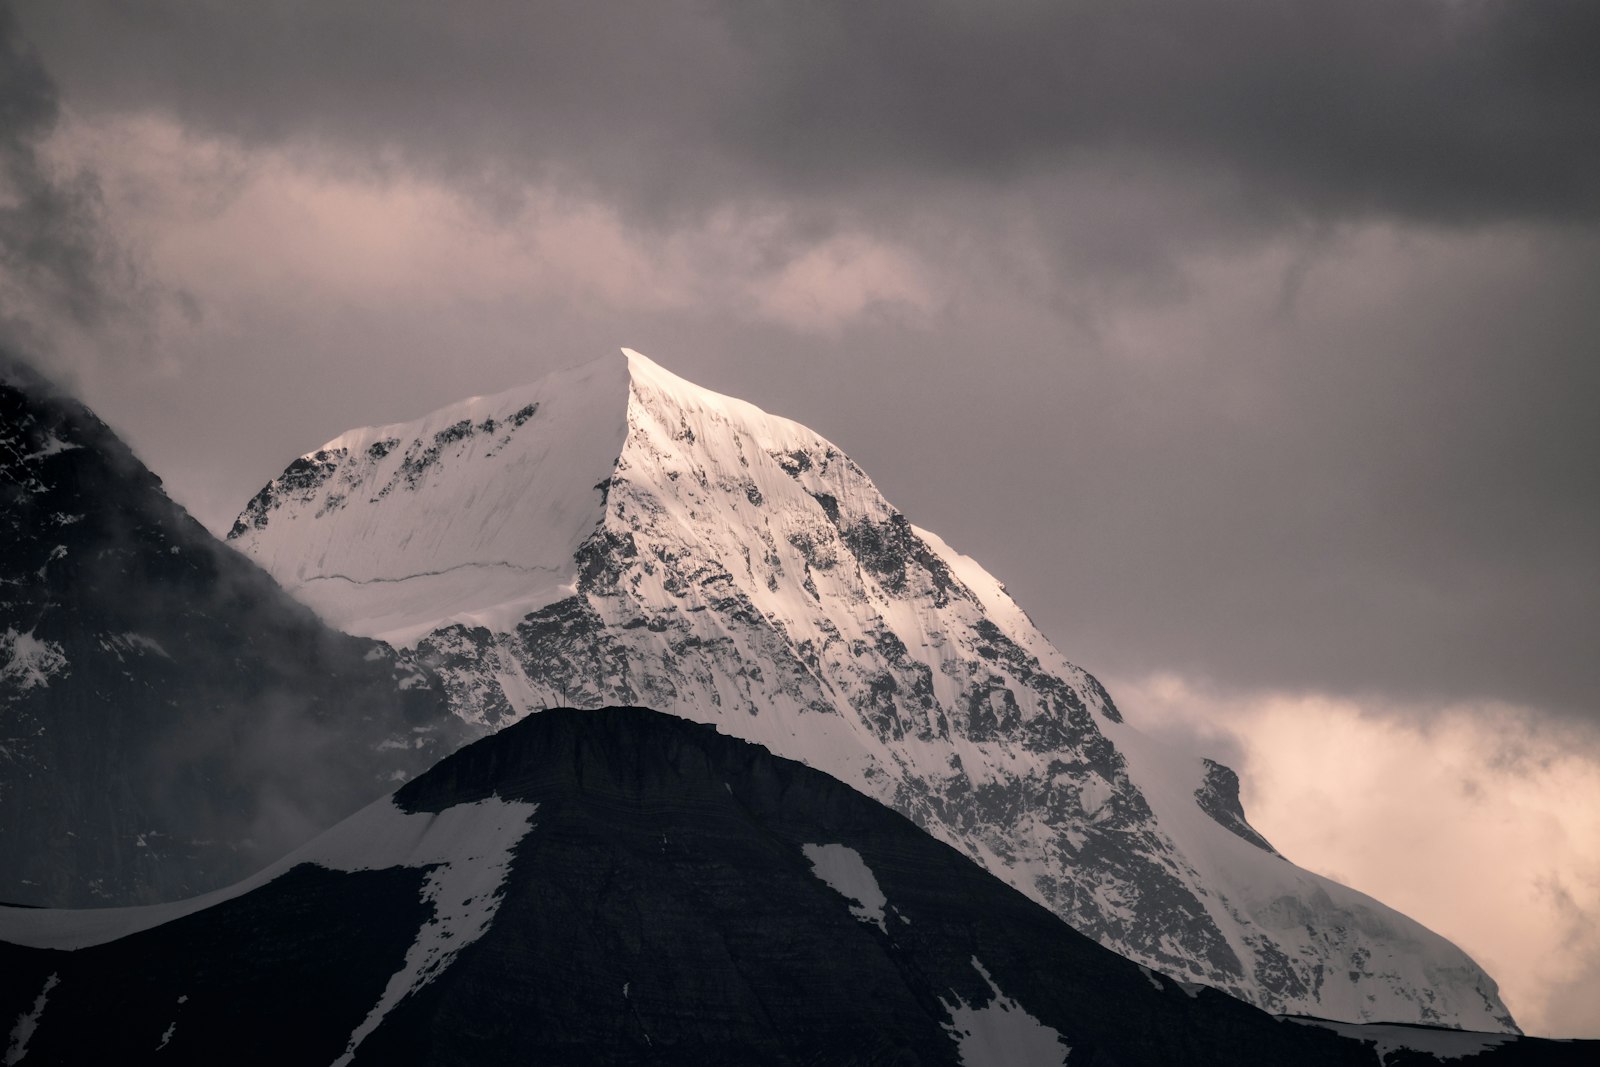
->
[622,346,789,433]
[231,348,1515,1032]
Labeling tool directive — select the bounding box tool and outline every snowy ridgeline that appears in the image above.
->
[226,348,1515,1031]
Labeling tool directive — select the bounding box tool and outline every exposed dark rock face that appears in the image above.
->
[0,356,465,907]
[4,708,1583,1065]
[1197,758,1279,854]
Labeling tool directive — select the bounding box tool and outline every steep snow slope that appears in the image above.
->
[230,349,1515,1031]
[230,356,630,646]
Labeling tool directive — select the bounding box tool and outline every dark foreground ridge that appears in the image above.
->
[1,707,1588,1065]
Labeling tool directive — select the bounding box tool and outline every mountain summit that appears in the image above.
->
[230,349,1514,1030]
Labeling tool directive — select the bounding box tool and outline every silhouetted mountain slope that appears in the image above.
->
[2,708,1586,1065]
[0,355,465,906]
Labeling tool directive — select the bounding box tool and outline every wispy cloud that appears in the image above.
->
[0,4,141,361]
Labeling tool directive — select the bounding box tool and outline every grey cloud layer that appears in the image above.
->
[0,5,128,339]
[17,0,1600,225]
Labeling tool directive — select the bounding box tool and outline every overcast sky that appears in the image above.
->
[3,0,1596,1036]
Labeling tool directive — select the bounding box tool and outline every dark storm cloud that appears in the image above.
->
[719,0,1600,225]
[1023,230,1600,718]
[0,3,126,336]
[15,0,1600,227]
[743,225,1600,725]
[14,0,747,219]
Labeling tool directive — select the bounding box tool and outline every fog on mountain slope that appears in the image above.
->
[0,354,465,908]
[228,348,1516,1031]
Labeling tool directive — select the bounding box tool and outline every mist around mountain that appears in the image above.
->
[5,707,1587,1066]
[0,354,467,907]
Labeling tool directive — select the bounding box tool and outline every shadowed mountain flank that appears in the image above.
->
[5,707,1585,1065]
[0,355,466,906]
